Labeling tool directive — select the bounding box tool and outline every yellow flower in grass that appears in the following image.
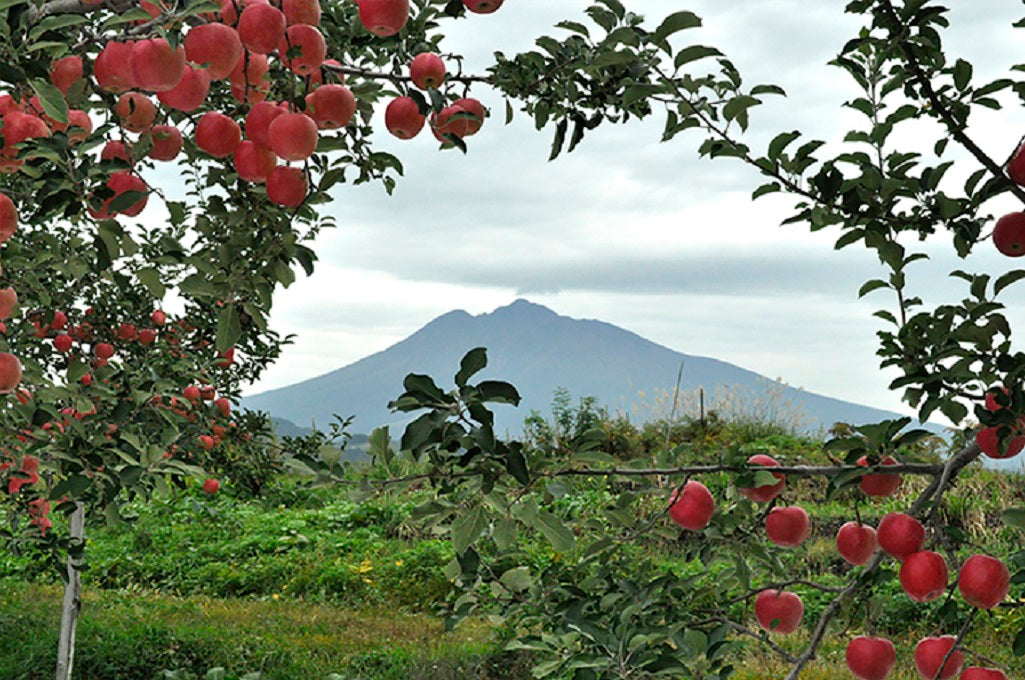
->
[394,560,404,567]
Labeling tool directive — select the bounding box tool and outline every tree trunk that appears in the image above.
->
[55,502,85,680]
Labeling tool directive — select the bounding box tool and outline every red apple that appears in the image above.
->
[101,140,132,165]
[410,52,445,89]
[857,455,902,497]
[1008,141,1025,185]
[836,521,877,566]
[94,342,114,359]
[754,589,803,634]
[282,0,320,25]
[0,192,16,242]
[385,96,425,139]
[202,477,220,494]
[958,554,1010,609]
[199,434,215,450]
[157,65,211,112]
[961,668,1008,680]
[114,92,156,133]
[90,172,149,219]
[985,386,1010,411]
[975,426,1025,459]
[216,347,235,367]
[846,636,895,680]
[138,328,157,345]
[899,550,948,602]
[245,100,285,147]
[304,84,355,129]
[131,38,186,92]
[54,334,73,353]
[64,110,92,144]
[266,166,308,207]
[94,41,137,92]
[738,453,785,502]
[185,23,243,80]
[0,353,22,392]
[50,56,83,95]
[0,287,16,320]
[196,112,242,158]
[994,212,1025,257]
[278,24,326,75]
[184,385,201,402]
[668,480,714,531]
[913,636,963,680]
[238,3,286,54]
[147,125,183,161]
[234,140,278,182]
[215,397,231,418]
[452,97,485,135]
[358,0,408,36]
[151,309,167,326]
[267,112,318,161]
[765,505,810,547]
[462,0,502,12]
[877,512,924,561]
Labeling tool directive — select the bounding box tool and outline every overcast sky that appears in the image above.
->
[237,1,1025,424]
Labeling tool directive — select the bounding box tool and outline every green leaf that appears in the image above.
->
[953,58,973,90]
[499,566,532,592]
[215,305,241,353]
[368,426,392,465]
[451,505,488,555]
[493,518,517,550]
[403,373,447,403]
[477,380,521,406]
[767,130,800,160]
[455,347,487,387]
[1014,625,1025,656]
[654,10,701,42]
[534,510,575,552]
[995,270,1025,296]
[1002,508,1025,529]
[858,279,890,297]
[137,267,165,299]
[673,45,722,68]
[29,79,68,124]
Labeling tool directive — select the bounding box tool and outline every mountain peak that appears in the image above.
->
[487,298,557,319]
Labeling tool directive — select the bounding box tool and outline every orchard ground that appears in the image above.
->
[1,405,1023,679]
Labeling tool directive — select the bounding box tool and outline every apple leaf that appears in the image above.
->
[653,10,701,43]
[215,305,241,353]
[533,510,575,552]
[451,505,489,555]
[499,566,532,592]
[454,347,487,387]
[29,78,68,124]
[1001,508,1025,529]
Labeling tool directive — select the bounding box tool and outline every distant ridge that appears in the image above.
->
[242,299,958,445]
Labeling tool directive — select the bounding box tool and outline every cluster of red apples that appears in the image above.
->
[668,448,1012,679]
[0,0,497,219]
[0,304,238,529]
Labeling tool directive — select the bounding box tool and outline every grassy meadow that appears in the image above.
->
[2,393,1024,679]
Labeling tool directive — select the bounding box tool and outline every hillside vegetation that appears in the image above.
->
[2,393,1022,679]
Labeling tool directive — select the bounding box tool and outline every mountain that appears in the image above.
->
[243,299,955,444]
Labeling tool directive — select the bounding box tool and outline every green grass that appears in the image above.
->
[0,581,532,680]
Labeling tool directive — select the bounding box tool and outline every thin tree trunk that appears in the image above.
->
[55,502,85,680]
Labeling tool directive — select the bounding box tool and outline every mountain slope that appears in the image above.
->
[243,299,940,439]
